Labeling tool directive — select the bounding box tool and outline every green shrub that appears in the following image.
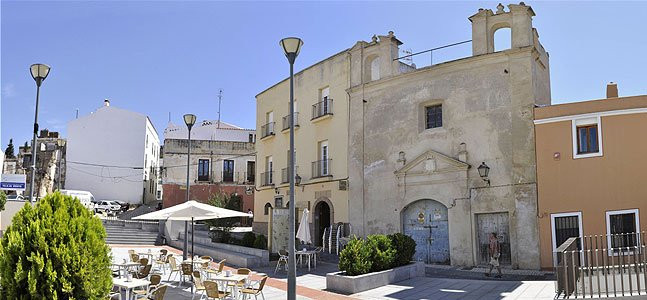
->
[0,192,112,299]
[0,191,6,211]
[367,234,396,272]
[389,233,417,267]
[339,237,372,276]
[241,232,256,248]
[253,234,267,250]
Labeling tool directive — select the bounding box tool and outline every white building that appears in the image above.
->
[164,120,256,143]
[66,100,160,204]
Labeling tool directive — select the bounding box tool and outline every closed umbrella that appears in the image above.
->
[296,208,312,245]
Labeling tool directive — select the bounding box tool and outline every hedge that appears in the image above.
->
[338,233,416,276]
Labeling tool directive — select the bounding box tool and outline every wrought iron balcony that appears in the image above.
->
[311,159,332,178]
[281,166,299,184]
[312,99,333,120]
[260,122,275,139]
[282,112,299,131]
[260,171,274,186]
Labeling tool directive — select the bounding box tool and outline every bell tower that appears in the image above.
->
[469,2,537,55]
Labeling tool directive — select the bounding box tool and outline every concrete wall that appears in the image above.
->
[0,200,29,234]
[254,48,350,230]
[535,95,647,269]
[346,4,549,269]
[66,102,159,204]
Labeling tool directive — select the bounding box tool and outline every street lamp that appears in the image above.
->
[28,63,51,203]
[477,162,490,186]
[280,36,303,300]
[183,113,197,260]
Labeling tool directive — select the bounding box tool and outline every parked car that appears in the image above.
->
[112,200,130,212]
[6,194,25,201]
[95,200,121,214]
[60,190,96,211]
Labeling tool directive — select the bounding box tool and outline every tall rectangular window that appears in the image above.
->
[425,104,442,129]
[223,160,234,182]
[607,209,639,251]
[198,159,210,181]
[577,125,599,154]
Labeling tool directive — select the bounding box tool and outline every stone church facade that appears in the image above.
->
[346,3,550,269]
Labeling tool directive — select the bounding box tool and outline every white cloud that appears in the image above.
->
[1,83,16,98]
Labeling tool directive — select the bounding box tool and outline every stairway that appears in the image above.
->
[104,224,159,245]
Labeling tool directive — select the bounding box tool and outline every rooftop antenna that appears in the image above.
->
[217,89,223,128]
[75,108,79,119]
[168,112,171,123]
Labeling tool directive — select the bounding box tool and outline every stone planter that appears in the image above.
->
[326,262,425,294]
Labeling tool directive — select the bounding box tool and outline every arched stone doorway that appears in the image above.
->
[402,199,450,264]
[313,199,332,246]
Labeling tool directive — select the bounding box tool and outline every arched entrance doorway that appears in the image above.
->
[314,200,331,246]
[402,199,450,264]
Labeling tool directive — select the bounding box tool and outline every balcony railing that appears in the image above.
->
[261,122,275,139]
[282,112,299,131]
[312,99,333,120]
[554,232,647,299]
[311,159,332,178]
[260,171,274,187]
[281,166,299,184]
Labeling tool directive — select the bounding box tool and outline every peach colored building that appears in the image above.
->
[534,85,647,270]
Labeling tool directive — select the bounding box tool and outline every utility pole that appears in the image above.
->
[217,89,223,128]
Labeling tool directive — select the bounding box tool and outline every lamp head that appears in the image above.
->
[280,37,303,64]
[183,114,197,129]
[295,174,302,186]
[30,63,51,86]
[477,162,490,179]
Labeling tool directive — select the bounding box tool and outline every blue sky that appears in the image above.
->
[2,1,646,151]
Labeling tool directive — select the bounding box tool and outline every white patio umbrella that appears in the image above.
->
[296,208,312,245]
[133,200,253,282]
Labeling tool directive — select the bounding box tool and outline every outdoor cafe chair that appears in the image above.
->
[203,280,230,300]
[130,253,140,263]
[181,262,194,285]
[227,268,251,291]
[240,276,268,300]
[200,255,213,263]
[204,259,226,278]
[133,264,152,279]
[274,250,288,274]
[154,254,171,274]
[133,274,161,298]
[106,285,121,300]
[191,270,207,300]
[167,256,181,282]
[136,284,168,300]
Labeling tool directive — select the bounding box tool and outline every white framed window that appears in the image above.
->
[606,209,640,255]
[572,116,603,159]
[551,212,583,265]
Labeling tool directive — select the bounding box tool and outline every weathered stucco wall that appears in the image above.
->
[348,35,549,269]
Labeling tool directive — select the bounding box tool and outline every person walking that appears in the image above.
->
[485,232,502,278]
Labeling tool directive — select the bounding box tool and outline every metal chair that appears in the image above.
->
[167,256,181,282]
[204,280,230,299]
[133,274,161,298]
[275,250,288,273]
[240,276,268,300]
[181,262,193,285]
[192,270,207,300]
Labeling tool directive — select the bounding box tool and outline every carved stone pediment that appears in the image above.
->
[395,150,470,178]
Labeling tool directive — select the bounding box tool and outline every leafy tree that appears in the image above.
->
[253,234,267,250]
[205,191,242,234]
[0,192,112,299]
[4,139,14,159]
[0,191,6,211]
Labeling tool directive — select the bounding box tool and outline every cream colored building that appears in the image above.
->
[253,50,350,246]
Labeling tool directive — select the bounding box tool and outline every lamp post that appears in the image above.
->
[280,36,303,300]
[28,64,51,203]
[183,113,197,260]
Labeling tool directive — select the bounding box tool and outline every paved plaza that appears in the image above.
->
[111,245,557,299]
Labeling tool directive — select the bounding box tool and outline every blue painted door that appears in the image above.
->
[402,200,450,264]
